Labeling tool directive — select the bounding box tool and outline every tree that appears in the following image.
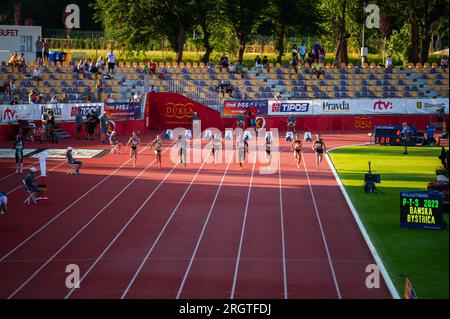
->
[419,0,448,63]
[222,0,268,64]
[192,0,220,64]
[267,0,322,64]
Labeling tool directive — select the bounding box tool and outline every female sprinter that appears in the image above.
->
[312,134,326,171]
[177,135,187,166]
[211,134,222,165]
[150,135,163,168]
[236,135,246,170]
[291,134,303,168]
[265,135,272,168]
[14,134,24,174]
[126,131,141,167]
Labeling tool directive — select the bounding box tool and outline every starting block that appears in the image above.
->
[304,132,312,142]
[244,131,252,140]
[164,129,173,140]
[265,131,273,140]
[285,132,293,141]
[203,130,212,140]
[225,130,233,141]
[184,129,192,139]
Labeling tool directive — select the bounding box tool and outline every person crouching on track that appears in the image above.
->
[126,131,141,168]
[150,135,163,168]
[24,167,45,197]
[291,134,303,168]
[66,147,82,174]
[0,192,7,215]
[177,135,188,166]
[312,134,326,171]
[14,134,24,174]
[265,135,272,168]
[109,131,123,154]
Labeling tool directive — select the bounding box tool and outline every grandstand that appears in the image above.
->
[1,60,448,110]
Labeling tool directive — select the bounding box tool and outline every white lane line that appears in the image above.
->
[325,147,400,299]
[302,153,342,299]
[0,160,39,182]
[278,150,288,299]
[6,160,66,195]
[121,152,211,299]
[176,151,234,299]
[7,139,168,299]
[65,151,176,299]
[230,152,257,299]
[0,134,160,264]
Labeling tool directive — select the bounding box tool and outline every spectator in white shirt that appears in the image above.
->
[50,95,59,103]
[385,56,393,69]
[107,50,116,75]
[33,67,42,84]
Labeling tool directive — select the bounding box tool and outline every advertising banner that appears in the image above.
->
[268,100,315,115]
[0,104,39,123]
[405,99,449,115]
[104,102,142,119]
[223,100,268,117]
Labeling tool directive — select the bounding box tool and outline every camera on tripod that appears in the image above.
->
[364,161,381,193]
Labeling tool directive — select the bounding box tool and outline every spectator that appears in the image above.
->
[240,85,246,99]
[313,41,321,63]
[43,39,50,65]
[307,51,315,65]
[0,191,7,215]
[292,44,299,62]
[313,63,325,79]
[35,36,44,65]
[143,63,149,74]
[437,121,448,146]
[9,79,17,96]
[82,86,93,102]
[33,67,42,84]
[149,60,157,74]
[440,56,448,70]
[100,112,108,144]
[107,49,116,75]
[75,108,83,140]
[299,42,308,65]
[7,52,20,68]
[96,56,105,71]
[385,55,393,69]
[109,131,123,153]
[18,53,26,73]
[220,54,229,69]
[262,55,269,67]
[255,55,263,70]
[50,95,59,103]
[47,110,58,144]
[61,94,68,103]
[29,89,37,104]
[228,63,236,73]
[85,110,98,140]
[89,61,99,74]
[150,85,157,93]
[318,45,326,64]
[106,94,115,103]
[95,79,103,101]
[11,96,19,105]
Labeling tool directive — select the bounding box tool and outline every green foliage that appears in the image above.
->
[386,24,409,65]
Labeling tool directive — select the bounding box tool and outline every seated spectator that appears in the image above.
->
[50,95,59,103]
[313,63,325,79]
[24,167,45,197]
[150,85,157,93]
[33,67,42,83]
[149,60,157,74]
[61,94,68,103]
[18,53,26,72]
[11,96,19,105]
[220,54,229,68]
[77,60,85,73]
[262,55,269,67]
[143,63,149,74]
[385,55,393,69]
[66,147,82,174]
[89,61,99,74]
[255,55,263,69]
[307,51,315,65]
[106,94,115,102]
[95,79,103,101]
[82,86,93,102]
[96,56,105,71]
[228,63,236,73]
[29,89,37,104]
[72,64,80,74]
[8,53,20,68]
[7,79,17,96]
[440,56,448,70]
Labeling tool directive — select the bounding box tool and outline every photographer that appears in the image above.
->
[401,122,411,154]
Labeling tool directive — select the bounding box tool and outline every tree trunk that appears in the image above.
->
[407,8,419,64]
[238,35,247,64]
[200,21,213,64]
[420,0,431,63]
[176,25,185,64]
[276,24,287,64]
[334,0,348,66]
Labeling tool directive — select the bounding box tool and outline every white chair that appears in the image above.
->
[67,161,77,175]
[22,180,38,204]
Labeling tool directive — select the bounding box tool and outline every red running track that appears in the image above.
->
[0,131,392,299]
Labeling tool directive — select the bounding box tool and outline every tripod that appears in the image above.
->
[363,161,383,194]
